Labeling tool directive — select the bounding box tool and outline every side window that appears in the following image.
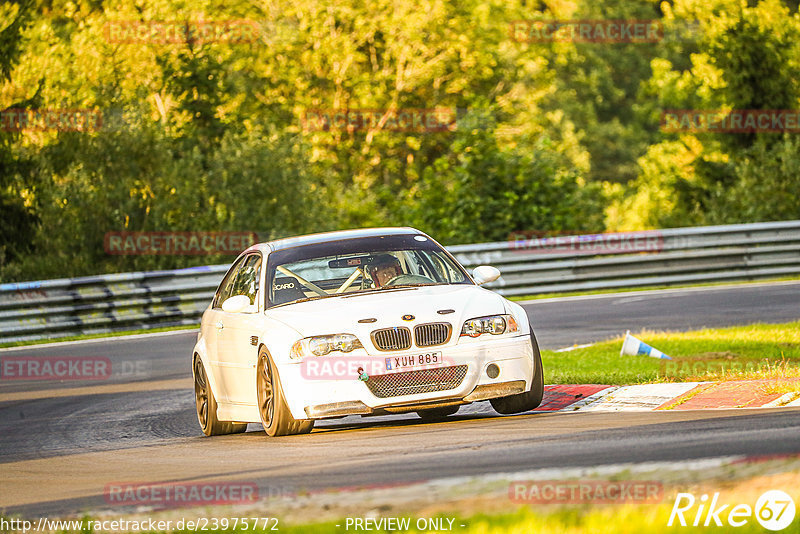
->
[213,255,250,309]
[230,255,262,306]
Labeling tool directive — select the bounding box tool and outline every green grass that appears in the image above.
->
[165,505,778,533]
[508,274,800,302]
[543,321,800,385]
[4,505,781,534]
[0,324,198,349]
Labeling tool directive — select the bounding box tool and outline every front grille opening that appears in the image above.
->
[414,322,451,347]
[365,365,468,398]
[371,327,412,351]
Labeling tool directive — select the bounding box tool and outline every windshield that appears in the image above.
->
[266,234,470,307]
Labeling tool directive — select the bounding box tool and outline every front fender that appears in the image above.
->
[504,299,532,336]
[256,315,304,366]
[251,318,307,419]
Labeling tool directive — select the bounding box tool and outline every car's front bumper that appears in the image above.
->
[278,334,535,420]
[303,379,528,418]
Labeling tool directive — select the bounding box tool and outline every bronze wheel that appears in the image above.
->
[193,355,247,436]
[256,347,314,437]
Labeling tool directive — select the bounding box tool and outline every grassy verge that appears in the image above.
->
[0,324,198,349]
[187,462,800,533]
[508,274,800,302]
[542,321,800,385]
[261,506,776,534]
[2,506,780,534]
[7,454,798,533]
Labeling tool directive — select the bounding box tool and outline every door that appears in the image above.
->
[215,253,263,404]
[205,255,249,401]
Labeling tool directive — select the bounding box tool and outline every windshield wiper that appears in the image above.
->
[341,285,425,298]
[294,294,342,303]
[279,284,429,305]
[274,293,342,306]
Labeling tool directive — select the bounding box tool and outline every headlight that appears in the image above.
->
[290,334,364,360]
[461,314,519,338]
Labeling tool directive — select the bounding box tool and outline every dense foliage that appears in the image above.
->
[1,0,798,281]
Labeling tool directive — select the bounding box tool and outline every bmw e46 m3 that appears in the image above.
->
[192,227,544,437]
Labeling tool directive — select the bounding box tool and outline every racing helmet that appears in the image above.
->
[366,254,402,287]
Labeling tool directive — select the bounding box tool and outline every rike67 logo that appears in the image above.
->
[668,490,796,531]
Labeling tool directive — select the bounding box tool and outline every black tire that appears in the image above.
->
[490,331,545,414]
[417,405,460,421]
[256,347,314,437]
[193,355,247,436]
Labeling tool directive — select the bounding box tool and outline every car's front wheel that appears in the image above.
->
[490,332,545,414]
[193,355,247,436]
[256,347,314,437]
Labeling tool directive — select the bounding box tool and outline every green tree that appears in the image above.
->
[412,120,605,244]
[612,0,800,229]
[0,1,38,268]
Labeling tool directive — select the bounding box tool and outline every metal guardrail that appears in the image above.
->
[448,220,800,296]
[1,220,799,344]
[0,266,229,345]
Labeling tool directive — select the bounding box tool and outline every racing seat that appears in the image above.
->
[271,277,307,305]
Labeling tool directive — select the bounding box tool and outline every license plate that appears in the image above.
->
[385,351,443,371]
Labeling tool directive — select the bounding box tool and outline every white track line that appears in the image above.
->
[520,279,800,305]
[0,329,198,352]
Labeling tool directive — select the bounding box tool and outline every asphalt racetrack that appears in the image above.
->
[2,281,799,516]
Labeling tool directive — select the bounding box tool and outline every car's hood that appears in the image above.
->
[265,284,507,339]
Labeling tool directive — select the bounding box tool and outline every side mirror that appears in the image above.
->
[472,265,501,285]
[221,294,255,313]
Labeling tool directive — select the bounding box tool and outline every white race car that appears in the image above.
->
[192,227,544,437]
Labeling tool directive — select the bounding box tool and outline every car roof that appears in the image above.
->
[245,227,428,254]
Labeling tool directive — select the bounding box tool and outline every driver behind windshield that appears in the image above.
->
[366,254,403,288]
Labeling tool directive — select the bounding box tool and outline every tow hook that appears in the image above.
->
[357,367,369,382]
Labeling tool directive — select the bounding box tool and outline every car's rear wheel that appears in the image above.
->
[193,356,247,436]
[490,331,545,414]
[256,347,314,437]
[416,405,460,421]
